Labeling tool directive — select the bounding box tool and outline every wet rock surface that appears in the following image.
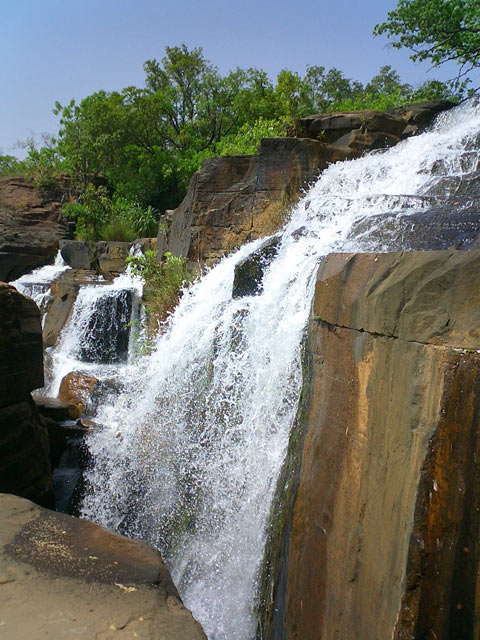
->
[232,236,281,298]
[58,371,101,415]
[0,493,207,639]
[268,249,480,640]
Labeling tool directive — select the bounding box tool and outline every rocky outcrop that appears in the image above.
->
[0,493,206,639]
[162,138,358,266]
[296,100,455,149]
[60,238,157,272]
[264,248,480,639]
[0,283,52,507]
[0,176,71,281]
[161,102,455,269]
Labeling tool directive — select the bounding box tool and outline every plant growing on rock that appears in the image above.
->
[126,250,191,326]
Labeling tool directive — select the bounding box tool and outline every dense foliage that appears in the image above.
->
[3,45,464,240]
[374,0,480,92]
[127,250,191,325]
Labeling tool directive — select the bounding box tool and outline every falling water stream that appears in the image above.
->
[12,251,71,319]
[27,101,480,639]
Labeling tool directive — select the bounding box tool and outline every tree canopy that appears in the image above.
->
[374,0,480,91]
[2,44,462,241]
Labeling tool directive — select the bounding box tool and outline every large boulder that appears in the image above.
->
[0,176,71,281]
[263,248,480,640]
[0,493,207,639]
[58,371,101,415]
[0,283,52,507]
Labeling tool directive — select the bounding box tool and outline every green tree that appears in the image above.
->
[374,0,480,90]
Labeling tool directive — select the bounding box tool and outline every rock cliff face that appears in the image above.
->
[0,176,71,281]
[265,248,480,639]
[162,101,454,268]
[162,138,357,266]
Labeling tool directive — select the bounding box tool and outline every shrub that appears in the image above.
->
[63,185,160,241]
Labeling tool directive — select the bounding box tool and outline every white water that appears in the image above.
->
[45,271,143,396]
[11,251,70,316]
[78,101,480,639]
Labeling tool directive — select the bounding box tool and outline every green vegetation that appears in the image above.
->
[62,185,158,241]
[126,250,191,325]
[3,34,470,240]
[374,0,480,93]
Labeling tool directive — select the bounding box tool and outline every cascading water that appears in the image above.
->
[45,272,144,397]
[80,101,480,640]
[11,251,71,319]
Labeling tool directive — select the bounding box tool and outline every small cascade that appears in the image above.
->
[56,100,480,640]
[45,272,143,397]
[11,252,71,319]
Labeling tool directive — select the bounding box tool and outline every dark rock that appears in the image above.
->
[232,236,281,298]
[388,100,457,133]
[0,176,71,281]
[59,240,97,269]
[35,397,80,421]
[0,398,53,508]
[296,101,456,150]
[0,283,52,507]
[297,110,406,143]
[0,493,207,639]
[0,283,44,406]
[78,289,132,364]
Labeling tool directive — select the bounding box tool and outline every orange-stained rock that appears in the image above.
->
[264,249,480,640]
[58,371,100,415]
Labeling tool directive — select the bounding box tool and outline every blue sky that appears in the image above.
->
[1,0,462,157]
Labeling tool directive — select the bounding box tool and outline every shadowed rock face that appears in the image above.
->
[0,283,52,507]
[265,249,480,640]
[0,493,207,639]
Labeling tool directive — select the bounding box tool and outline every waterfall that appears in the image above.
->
[45,272,144,396]
[11,251,71,318]
[80,101,480,640]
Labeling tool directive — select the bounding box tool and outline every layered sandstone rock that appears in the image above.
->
[0,283,52,507]
[0,176,71,281]
[296,100,455,149]
[264,249,480,640]
[0,493,206,639]
[162,138,358,266]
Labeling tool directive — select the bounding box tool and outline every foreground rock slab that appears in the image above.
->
[0,493,206,639]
